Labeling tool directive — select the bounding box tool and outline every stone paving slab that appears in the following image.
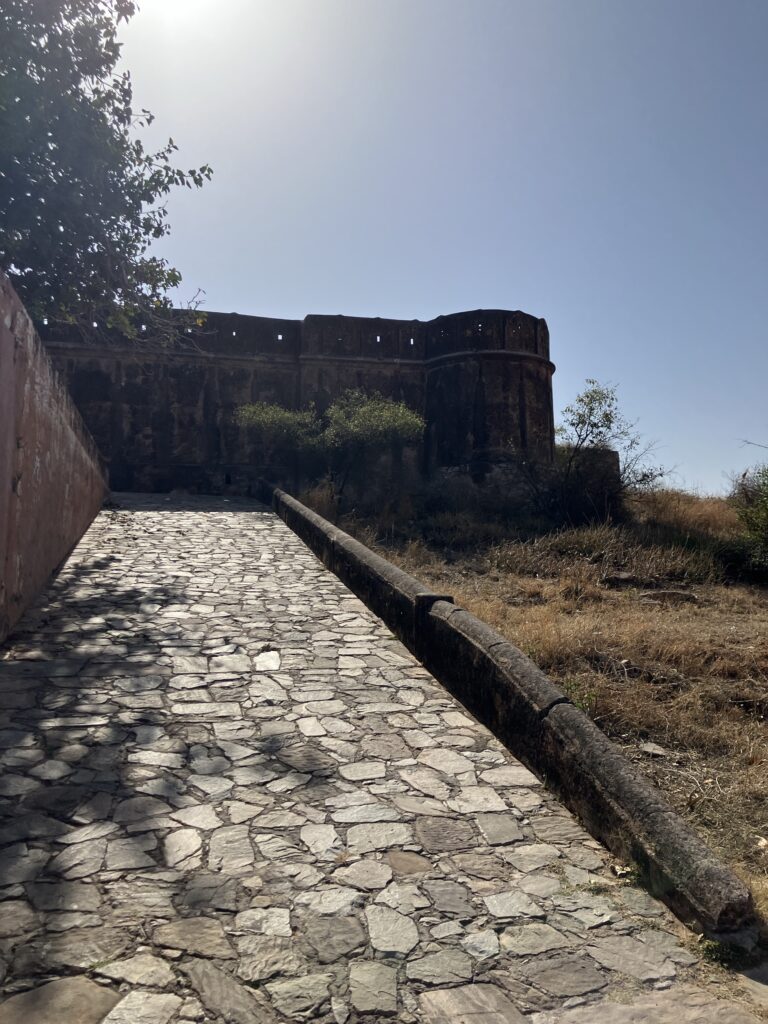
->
[0,494,761,1022]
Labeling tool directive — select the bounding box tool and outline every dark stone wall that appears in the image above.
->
[42,308,555,494]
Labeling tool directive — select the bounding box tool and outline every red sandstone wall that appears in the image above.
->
[0,273,106,644]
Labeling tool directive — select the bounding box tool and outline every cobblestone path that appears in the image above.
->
[0,495,760,1023]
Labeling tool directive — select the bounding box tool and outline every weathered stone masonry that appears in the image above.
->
[0,272,106,644]
[42,308,555,493]
[0,493,760,1023]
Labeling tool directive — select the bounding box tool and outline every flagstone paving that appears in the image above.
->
[0,494,761,1022]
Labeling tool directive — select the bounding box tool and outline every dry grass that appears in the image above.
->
[631,487,744,538]
[329,489,768,923]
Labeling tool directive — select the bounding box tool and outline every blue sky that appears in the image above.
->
[121,0,767,493]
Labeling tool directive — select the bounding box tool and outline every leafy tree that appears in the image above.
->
[322,390,425,499]
[558,379,664,491]
[0,0,211,339]
[236,391,425,506]
[521,379,663,524]
[235,403,320,480]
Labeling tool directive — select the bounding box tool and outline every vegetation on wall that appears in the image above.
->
[0,0,211,340]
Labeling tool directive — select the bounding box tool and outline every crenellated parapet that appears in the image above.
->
[41,307,555,492]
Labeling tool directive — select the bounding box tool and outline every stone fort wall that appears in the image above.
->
[42,308,555,494]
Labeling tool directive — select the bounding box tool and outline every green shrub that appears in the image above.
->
[236,391,425,508]
[322,390,424,501]
[236,403,320,460]
[731,464,768,567]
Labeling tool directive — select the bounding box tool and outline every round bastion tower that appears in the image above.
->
[423,310,555,470]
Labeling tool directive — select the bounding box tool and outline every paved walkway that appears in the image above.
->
[0,495,760,1023]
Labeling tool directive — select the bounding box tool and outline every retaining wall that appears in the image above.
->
[259,481,755,938]
[0,273,106,644]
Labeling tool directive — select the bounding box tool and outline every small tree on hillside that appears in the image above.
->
[558,379,664,491]
[521,379,664,523]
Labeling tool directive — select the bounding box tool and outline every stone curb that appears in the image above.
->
[258,481,755,937]
[262,485,452,653]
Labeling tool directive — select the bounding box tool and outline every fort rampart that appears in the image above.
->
[42,308,555,493]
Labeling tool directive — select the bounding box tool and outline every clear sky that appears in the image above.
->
[120,0,768,493]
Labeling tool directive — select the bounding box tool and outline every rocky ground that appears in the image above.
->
[0,494,764,1023]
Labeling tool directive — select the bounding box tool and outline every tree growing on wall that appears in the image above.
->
[0,0,211,339]
[237,391,426,508]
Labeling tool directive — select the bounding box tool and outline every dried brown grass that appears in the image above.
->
[631,487,743,538]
